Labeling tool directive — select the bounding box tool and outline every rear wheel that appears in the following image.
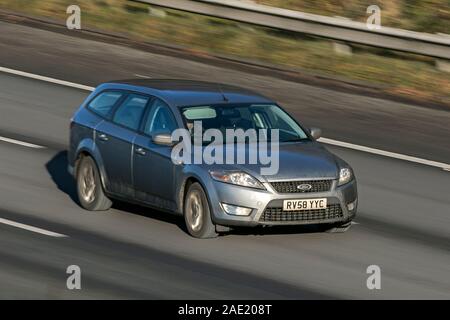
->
[76,156,112,211]
[184,182,218,239]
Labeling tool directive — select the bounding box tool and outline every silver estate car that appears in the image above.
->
[69,79,357,238]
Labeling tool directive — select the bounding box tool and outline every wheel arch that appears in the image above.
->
[74,140,109,191]
[178,174,211,216]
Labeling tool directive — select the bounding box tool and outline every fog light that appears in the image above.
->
[221,203,252,216]
[347,200,357,211]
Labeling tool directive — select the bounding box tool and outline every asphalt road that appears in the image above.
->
[0,20,449,299]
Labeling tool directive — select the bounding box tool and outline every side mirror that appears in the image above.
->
[309,127,322,140]
[152,133,174,146]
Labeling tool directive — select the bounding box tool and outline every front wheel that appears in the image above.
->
[76,156,112,211]
[184,182,218,239]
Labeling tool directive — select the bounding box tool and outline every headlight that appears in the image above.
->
[209,170,265,190]
[338,167,353,186]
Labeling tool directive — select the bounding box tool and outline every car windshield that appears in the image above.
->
[180,104,309,143]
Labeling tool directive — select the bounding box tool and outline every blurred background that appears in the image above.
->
[0,0,449,299]
[1,0,449,105]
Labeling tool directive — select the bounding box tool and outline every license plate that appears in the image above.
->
[283,198,327,211]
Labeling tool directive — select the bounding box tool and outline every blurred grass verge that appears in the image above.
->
[257,0,449,34]
[0,0,449,106]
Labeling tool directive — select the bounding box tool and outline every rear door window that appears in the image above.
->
[112,94,149,131]
[87,91,123,118]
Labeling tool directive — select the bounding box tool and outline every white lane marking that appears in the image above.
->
[134,74,151,78]
[351,221,359,225]
[0,136,45,149]
[319,137,450,171]
[0,66,94,91]
[1,66,449,171]
[0,217,67,238]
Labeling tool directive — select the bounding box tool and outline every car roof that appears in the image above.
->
[102,79,274,107]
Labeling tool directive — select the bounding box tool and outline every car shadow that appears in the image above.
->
[227,224,327,236]
[45,151,329,237]
[45,150,79,205]
[45,151,186,232]
[112,200,187,233]
[111,204,328,237]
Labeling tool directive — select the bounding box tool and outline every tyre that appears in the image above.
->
[324,221,352,233]
[184,182,218,239]
[76,155,112,211]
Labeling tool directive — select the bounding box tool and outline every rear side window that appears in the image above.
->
[113,94,149,131]
[88,91,123,117]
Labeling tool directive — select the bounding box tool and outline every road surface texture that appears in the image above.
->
[0,20,448,299]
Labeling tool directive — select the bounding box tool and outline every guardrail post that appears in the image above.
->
[331,16,352,56]
[148,5,167,18]
[435,59,450,73]
[333,42,353,56]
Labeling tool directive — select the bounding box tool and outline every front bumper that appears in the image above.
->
[207,178,357,227]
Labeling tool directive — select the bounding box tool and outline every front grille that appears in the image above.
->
[260,204,343,222]
[270,180,333,194]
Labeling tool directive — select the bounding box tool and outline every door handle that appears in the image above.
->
[98,133,109,141]
[135,147,147,156]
